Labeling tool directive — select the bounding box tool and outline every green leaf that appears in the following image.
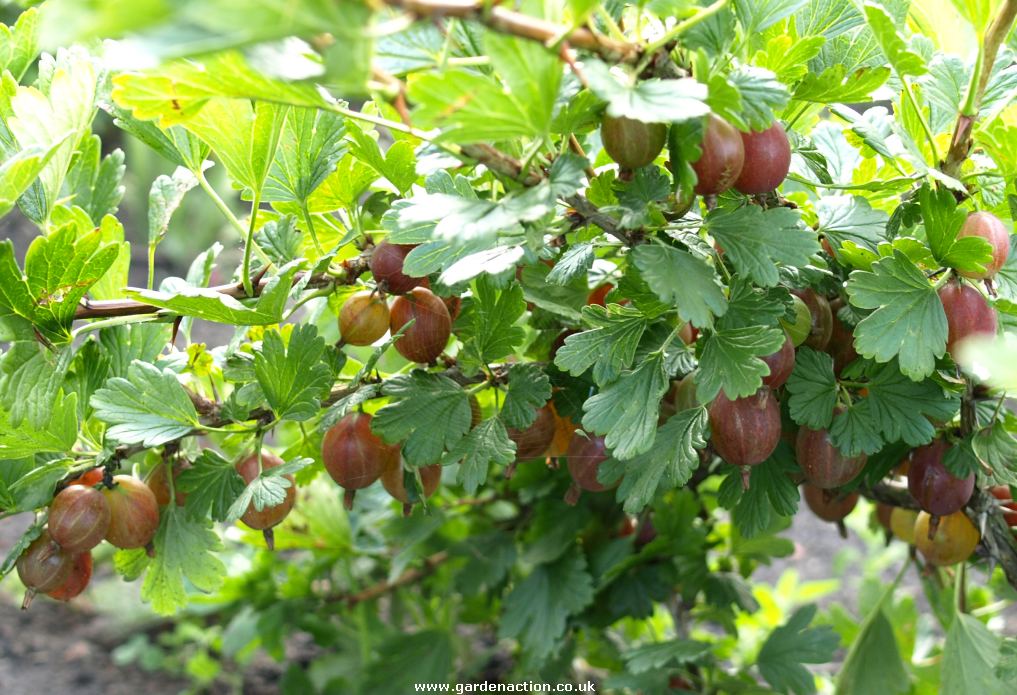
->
[864,361,958,445]
[456,275,526,368]
[786,348,838,429]
[609,407,709,513]
[585,59,710,123]
[696,326,786,402]
[485,31,562,139]
[63,135,125,225]
[408,69,546,143]
[0,7,40,81]
[499,547,595,659]
[0,340,71,430]
[373,371,472,467]
[835,607,909,695]
[177,449,246,523]
[262,108,346,204]
[225,456,312,525]
[794,63,891,103]
[454,531,517,595]
[972,423,1017,486]
[734,0,808,33]
[90,361,200,446]
[996,638,1017,681]
[845,251,947,380]
[147,166,198,249]
[546,244,594,286]
[582,351,669,460]
[724,65,791,131]
[345,122,417,195]
[253,325,332,422]
[948,0,994,32]
[8,49,97,223]
[254,215,301,266]
[385,155,585,251]
[0,523,42,580]
[125,262,301,325]
[753,33,825,84]
[623,638,712,673]
[631,244,727,328]
[0,225,119,344]
[445,418,516,494]
[554,304,648,385]
[99,323,172,379]
[863,1,927,77]
[141,506,226,616]
[944,437,981,478]
[0,144,61,218]
[518,260,587,322]
[757,604,839,695]
[0,455,72,513]
[110,52,328,127]
[723,446,801,536]
[501,364,553,430]
[363,630,454,695]
[718,279,790,330]
[706,206,820,287]
[614,166,670,228]
[817,196,888,256]
[941,613,1005,695]
[184,99,287,195]
[918,185,993,276]
[829,402,885,457]
[923,54,968,134]
[88,215,131,301]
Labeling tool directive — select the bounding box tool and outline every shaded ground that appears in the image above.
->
[0,595,189,695]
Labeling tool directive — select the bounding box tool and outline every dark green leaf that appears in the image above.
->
[445,417,515,494]
[582,351,669,459]
[374,371,472,467]
[253,324,332,422]
[90,361,199,446]
[757,604,839,695]
[585,59,709,123]
[631,244,727,328]
[499,547,595,659]
[786,348,837,429]
[706,206,820,288]
[846,251,947,380]
[501,364,553,430]
[178,449,247,523]
[696,326,786,401]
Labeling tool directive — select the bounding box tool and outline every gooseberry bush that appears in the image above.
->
[2,0,1017,692]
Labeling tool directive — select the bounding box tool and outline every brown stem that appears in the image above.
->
[339,550,450,606]
[460,143,542,185]
[941,0,1017,177]
[74,257,369,321]
[383,0,639,63]
[565,194,633,245]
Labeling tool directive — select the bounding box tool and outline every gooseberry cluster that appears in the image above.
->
[338,241,454,364]
[17,472,159,608]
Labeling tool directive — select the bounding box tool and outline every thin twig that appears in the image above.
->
[941,0,1017,176]
[383,0,639,62]
[336,551,450,605]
